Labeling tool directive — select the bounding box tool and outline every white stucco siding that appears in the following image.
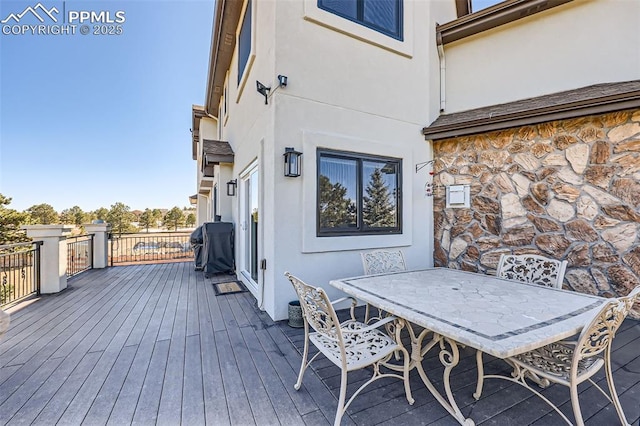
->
[210,0,454,321]
[274,0,454,127]
[255,0,453,320]
[269,95,433,321]
[444,0,640,114]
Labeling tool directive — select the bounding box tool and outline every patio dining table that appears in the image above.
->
[329,267,607,426]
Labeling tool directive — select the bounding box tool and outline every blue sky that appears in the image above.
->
[0,0,214,212]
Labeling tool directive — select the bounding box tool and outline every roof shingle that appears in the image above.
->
[423,80,640,141]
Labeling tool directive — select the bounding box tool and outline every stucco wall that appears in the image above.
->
[270,95,433,320]
[205,0,453,320]
[432,109,640,313]
[443,0,640,113]
[257,0,456,320]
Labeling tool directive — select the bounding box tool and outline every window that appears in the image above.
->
[470,0,504,13]
[223,76,229,119]
[237,0,252,85]
[318,0,402,40]
[317,149,401,236]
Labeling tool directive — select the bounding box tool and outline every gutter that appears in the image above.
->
[437,0,573,45]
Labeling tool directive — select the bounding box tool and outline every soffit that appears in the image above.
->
[204,0,243,117]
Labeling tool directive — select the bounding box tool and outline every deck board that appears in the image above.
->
[0,262,638,425]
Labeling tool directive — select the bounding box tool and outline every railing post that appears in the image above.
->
[89,234,94,270]
[21,225,74,294]
[34,241,42,296]
[83,223,111,269]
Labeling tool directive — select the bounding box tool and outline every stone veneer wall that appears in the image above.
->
[432,108,640,314]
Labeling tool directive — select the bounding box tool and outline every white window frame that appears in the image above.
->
[236,0,256,101]
[303,0,414,58]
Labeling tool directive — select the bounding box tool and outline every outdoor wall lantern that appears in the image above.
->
[226,179,237,196]
[284,147,302,177]
[277,75,288,87]
[256,80,270,105]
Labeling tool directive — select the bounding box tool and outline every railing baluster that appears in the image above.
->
[0,241,42,307]
[108,232,194,266]
[66,234,94,278]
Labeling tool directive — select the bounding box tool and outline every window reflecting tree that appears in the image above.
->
[363,168,396,228]
[318,175,356,229]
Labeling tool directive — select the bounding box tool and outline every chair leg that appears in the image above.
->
[569,382,585,426]
[473,350,484,400]
[334,368,348,426]
[604,351,631,426]
[294,326,310,390]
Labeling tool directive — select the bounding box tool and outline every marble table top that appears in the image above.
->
[330,268,606,358]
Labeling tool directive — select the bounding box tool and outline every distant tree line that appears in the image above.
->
[0,193,196,244]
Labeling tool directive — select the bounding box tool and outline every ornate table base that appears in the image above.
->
[383,319,475,426]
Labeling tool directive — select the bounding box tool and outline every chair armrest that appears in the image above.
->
[331,296,357,321]
[341,315,397,334]
[330,296,357,306]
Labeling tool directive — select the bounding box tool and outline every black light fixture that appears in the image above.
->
[284,147,302,177]
[277,74,288,87]
[256,80,270,104]
[226,179,237,196]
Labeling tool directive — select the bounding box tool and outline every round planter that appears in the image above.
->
[288,300,304,328]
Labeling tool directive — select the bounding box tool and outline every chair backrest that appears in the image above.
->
[361,250,407,275]
[285,272,343,342]
[497,254,567,288]
[575,286,640,362]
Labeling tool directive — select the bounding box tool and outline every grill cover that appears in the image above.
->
[202,222,234,276]
[190,226,204,270]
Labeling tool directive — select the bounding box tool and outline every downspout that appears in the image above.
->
[437,31,446,113]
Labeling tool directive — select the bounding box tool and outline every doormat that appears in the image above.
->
[213,280,248,296]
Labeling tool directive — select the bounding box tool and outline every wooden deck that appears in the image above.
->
[0,262,638,425]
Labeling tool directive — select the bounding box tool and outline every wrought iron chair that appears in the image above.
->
[360,250,407,323]
[285,272,414,426]
[474,286,640,426]
[476,254,570,386]
[496,254,568,289]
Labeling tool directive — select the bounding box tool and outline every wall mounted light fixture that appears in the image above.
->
[277,75,287,87]
[226,179,237,196]
[256,80,270,104]
[284,147,302,177]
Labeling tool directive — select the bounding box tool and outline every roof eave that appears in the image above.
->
[204,0,243,117]
[204,154,235,164]
[423,90,640,141]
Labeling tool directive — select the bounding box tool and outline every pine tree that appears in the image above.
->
[185,213,196,227]
[362,168,396,227]
[163,207,185,231]
[139,209,155,232]
[26,203,59,225]
[0,194,30,244]
[106,202,136,235]
[60,206,87,225]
